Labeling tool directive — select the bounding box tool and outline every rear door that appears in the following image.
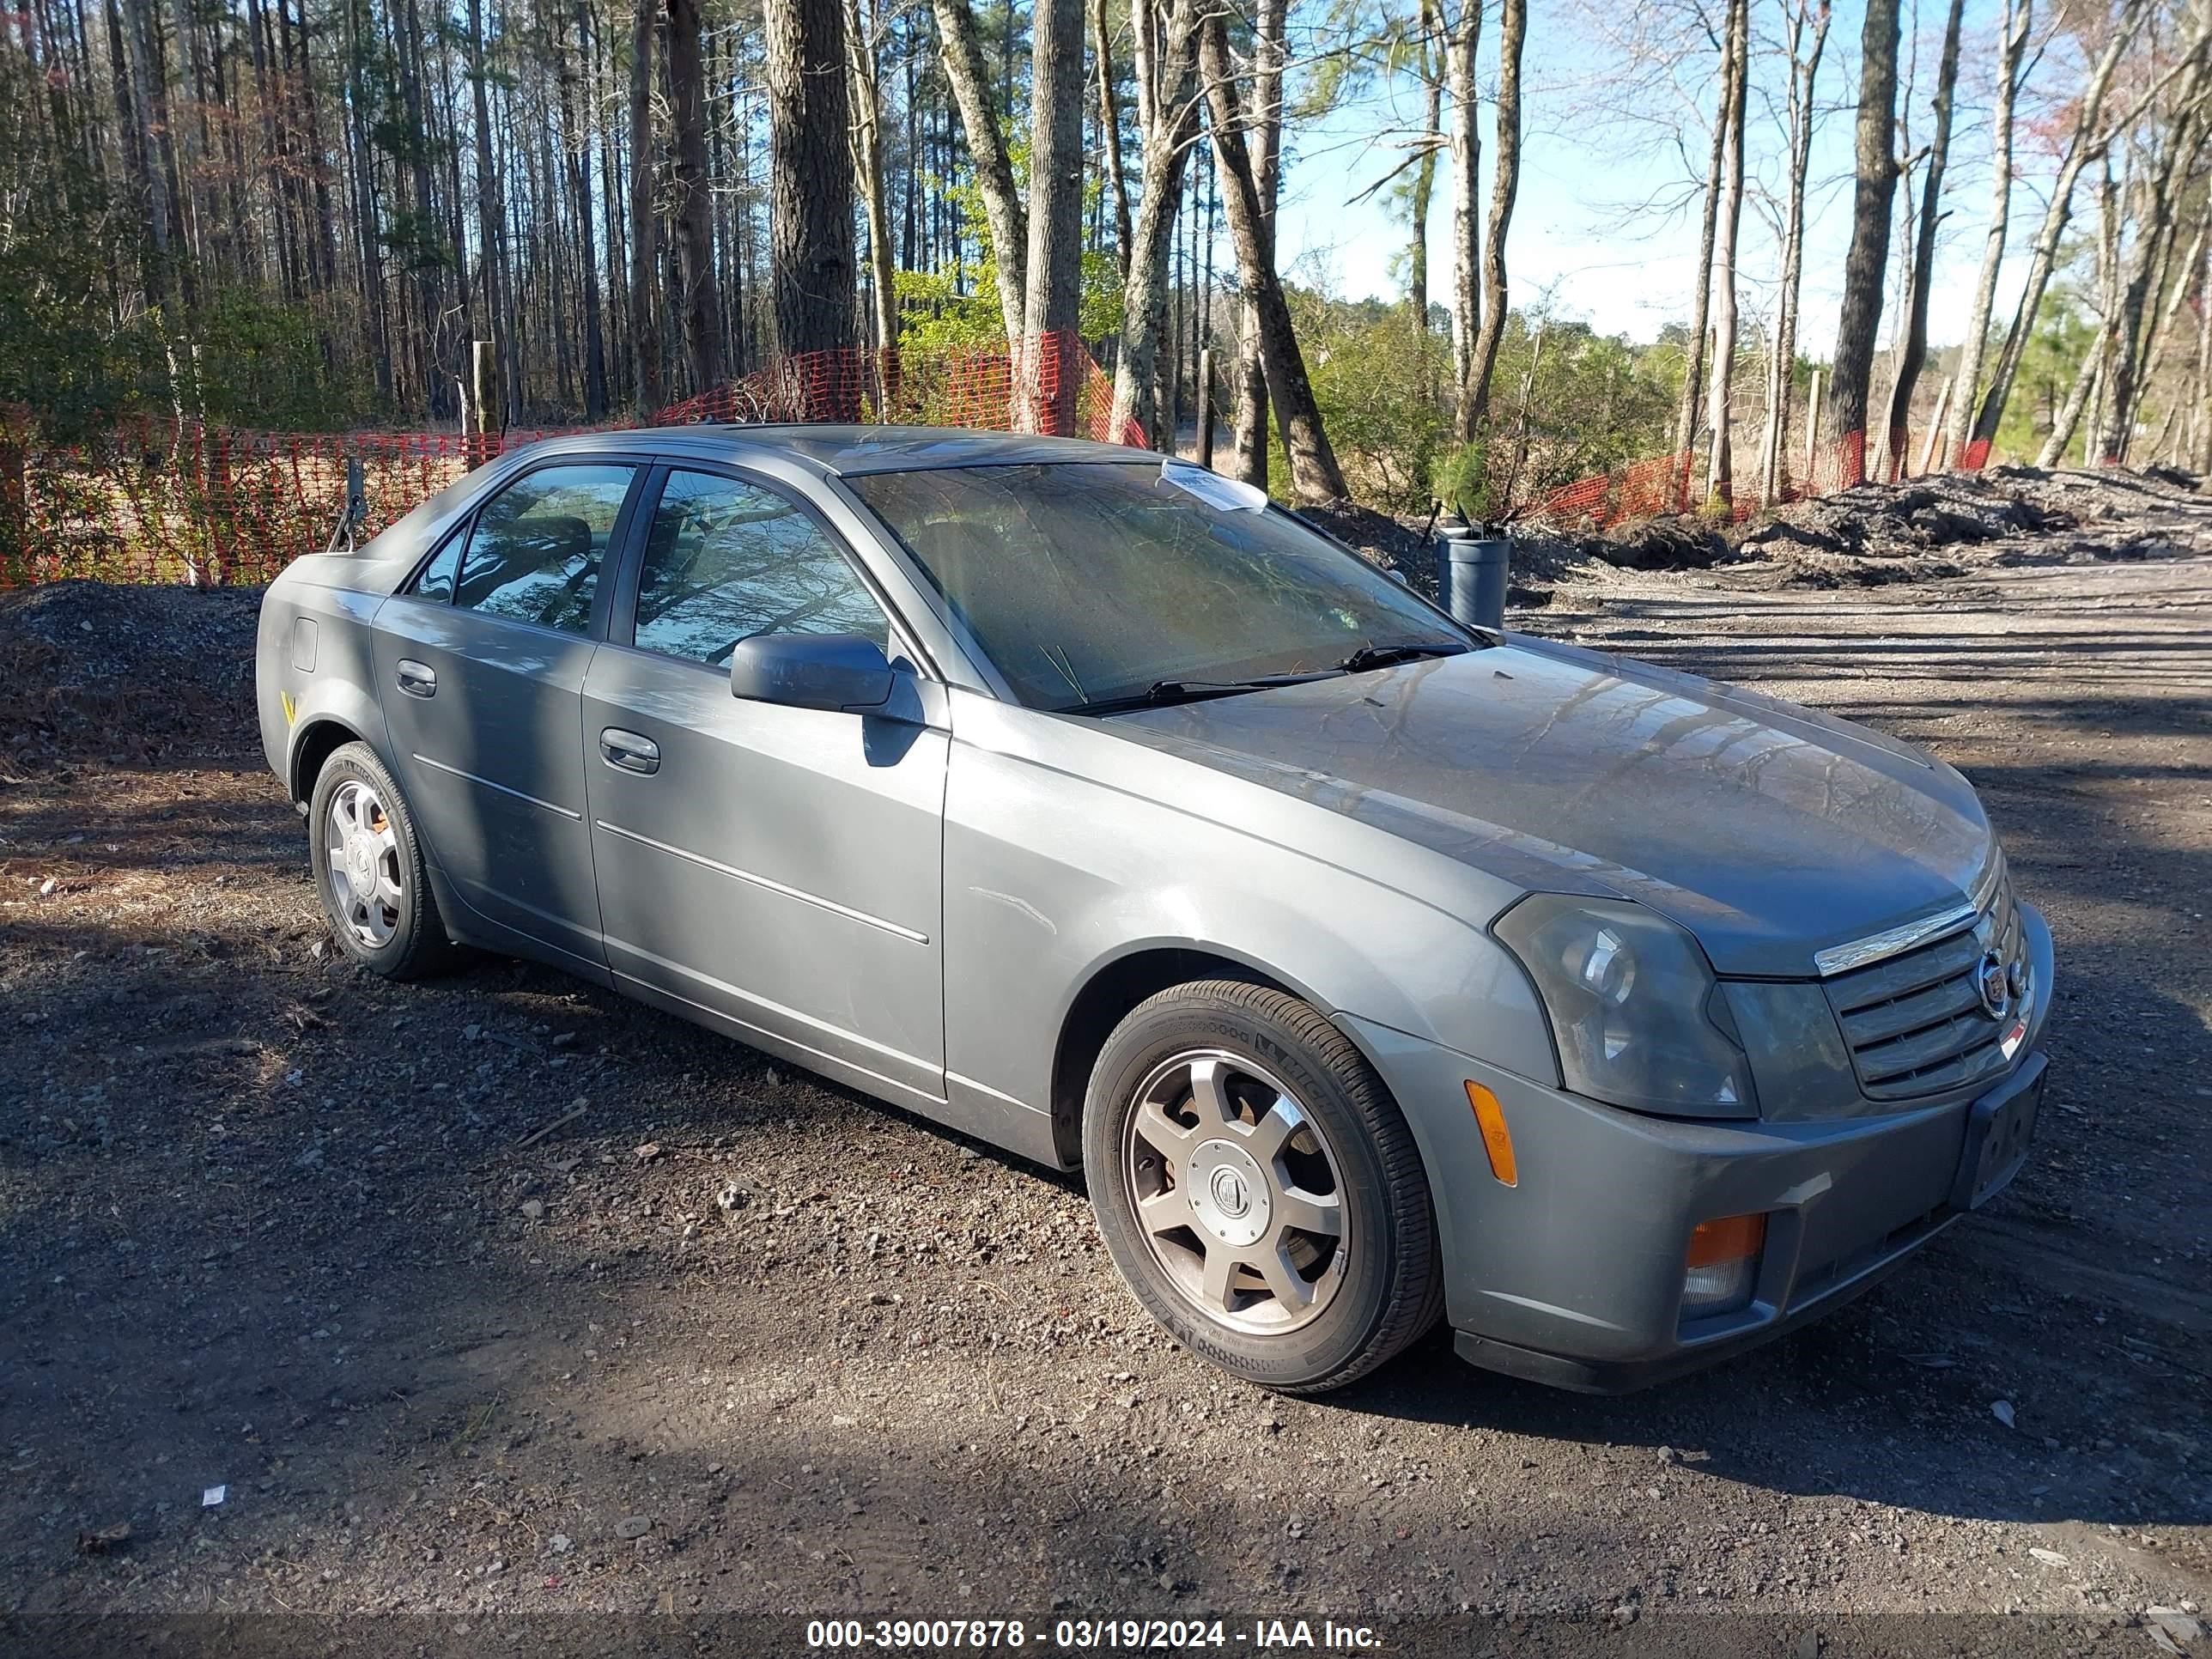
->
[374,459,645,976]
[580,464,949,1105]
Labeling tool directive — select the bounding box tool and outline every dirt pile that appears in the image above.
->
[1735,465,2212,587]
[1295,498,1441,592]
[1579,515,1736,572]
[1746,473,2064,559]
[1494,465,2212,590]
[0,580,262,763]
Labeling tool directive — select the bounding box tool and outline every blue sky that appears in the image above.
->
[1261,0,2056,358]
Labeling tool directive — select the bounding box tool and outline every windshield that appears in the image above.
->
[848,461,1472,711]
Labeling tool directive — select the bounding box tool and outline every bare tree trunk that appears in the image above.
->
[1407,0,1441,334]
[2041,161,2123,467]
[469,0,514,425]
[292,0,338,292]
[1018,0,1086,434]
[1822,0,1904,478]
[1668,43,1729,506]
[1943,0,2030,465]
[2124,205,2211,460]
[1201,10,1347,501]
[1757,0,1831,500]
[561,3,608,420]
[344,0,390,398]
[767,0,858,379]
[1227,0,1285,486]
[1879,0,1965,470]
[1465,0,1525,422]
[627,0,663,412]
[397,0,449,416]
[1704,0,1749,505]
[1968,0,2153,451]
[2194,234,2212,469]
[125,0,187,306]
[668,0,722,396]
[102,0,154,302]
[2039,330,2107,467]
[932,0,1027,343]
[844,0,898,390]
[1094,0,1134,280]
[1109,0,1201,450]
[2092,61,2212,463]
[1444,0,1481,441]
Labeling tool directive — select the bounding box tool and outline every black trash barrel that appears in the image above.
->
[1437,526,1510,631]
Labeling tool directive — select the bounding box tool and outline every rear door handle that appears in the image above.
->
[599,728,660,775]
[395,659,436,698]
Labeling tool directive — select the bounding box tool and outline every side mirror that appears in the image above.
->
[730,633,898,714]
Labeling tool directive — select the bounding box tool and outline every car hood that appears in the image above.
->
[1103,636,1993,978]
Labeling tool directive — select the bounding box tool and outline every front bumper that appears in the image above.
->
[1340,901,2054,1394]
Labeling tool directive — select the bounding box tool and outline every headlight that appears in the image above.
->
[1495,895,1756,1117]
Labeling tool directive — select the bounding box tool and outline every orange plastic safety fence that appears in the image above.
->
[1,421,582,589]
[1519,424,2018,532]
[1523,424,2005,533]
[0,336,1143,589]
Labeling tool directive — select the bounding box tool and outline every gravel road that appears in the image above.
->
[0,544,2207,1655]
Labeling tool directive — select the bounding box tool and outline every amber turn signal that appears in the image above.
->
[1686,1212,1767,1267]
[1464,1081,1518,1188]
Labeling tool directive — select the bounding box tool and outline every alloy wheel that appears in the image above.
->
[1122,1048,1348,1335]
[325,776,404,950]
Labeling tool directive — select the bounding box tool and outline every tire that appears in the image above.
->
[1083,980,1444,1393]
[307,740,458,979]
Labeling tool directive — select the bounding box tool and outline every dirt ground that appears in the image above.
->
[2,476,2209,1654]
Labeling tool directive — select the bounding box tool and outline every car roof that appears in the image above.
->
[532,424,1151,477]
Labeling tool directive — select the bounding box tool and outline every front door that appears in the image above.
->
[374,459,643,975]
[580,465,949,1107]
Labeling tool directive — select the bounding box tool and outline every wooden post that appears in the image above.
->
[1802,368,1824,493]
[1199,348,1218,465]
[1917,376,1954,476]
[472,341,498,453]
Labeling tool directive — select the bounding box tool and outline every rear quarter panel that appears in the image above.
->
[256,565,397,799]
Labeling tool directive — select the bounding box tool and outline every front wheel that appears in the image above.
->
[1083,980,1444,1393]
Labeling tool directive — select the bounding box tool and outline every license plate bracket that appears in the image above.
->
[1949,1053,2046,1212]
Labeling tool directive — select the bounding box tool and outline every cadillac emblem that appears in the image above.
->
[1976,951,2014,1020]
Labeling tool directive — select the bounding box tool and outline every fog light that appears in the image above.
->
[1681,1212,1767,1316]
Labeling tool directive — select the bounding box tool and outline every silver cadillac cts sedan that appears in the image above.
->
[254,428,2051,1395]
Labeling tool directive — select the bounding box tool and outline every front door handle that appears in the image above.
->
[599,728,660,775]
[395,659,437,698]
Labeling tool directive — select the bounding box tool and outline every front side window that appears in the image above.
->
[455,463,636,634]
[630,469,889,666]
[849,461,1469,710]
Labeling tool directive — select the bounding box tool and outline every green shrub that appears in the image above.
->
[1429,441,1492,520]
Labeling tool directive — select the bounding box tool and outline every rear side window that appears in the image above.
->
[409,529,462,603]
[630,469,889,666]
[455,464,636,634]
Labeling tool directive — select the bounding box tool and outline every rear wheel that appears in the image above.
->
[1083,980,1443,1393]
[307,741,456,979]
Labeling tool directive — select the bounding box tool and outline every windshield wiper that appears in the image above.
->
[1060,671,1339,717]
[1334,639,1469,674]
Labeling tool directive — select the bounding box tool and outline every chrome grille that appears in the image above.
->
[1823,856,2026,1101]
